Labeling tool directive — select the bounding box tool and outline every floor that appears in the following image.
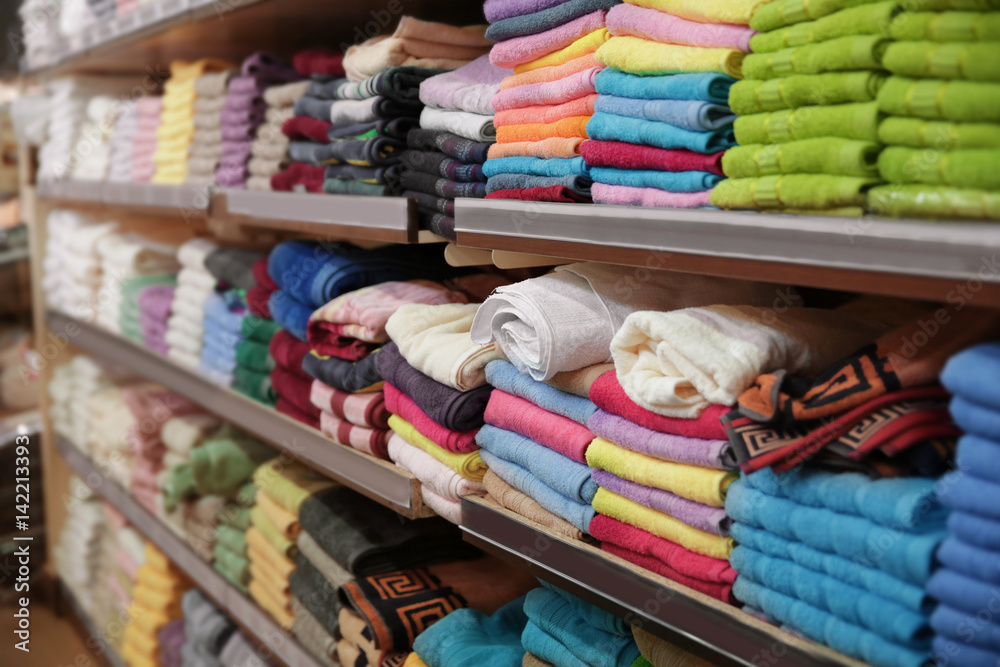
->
[0,592,102,667]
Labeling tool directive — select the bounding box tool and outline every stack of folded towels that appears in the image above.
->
[216,53,301,189]
[119,272,177,350]
[121,544,191,667]
[870,9,1000,219]
[132,96,164,184]
[185,69,234,187]
[67,355,135,449]
[483,0,613,203]
[87,383,140,488]
[107,101,138,183]
[403,56,509,239]
[70,95,118,181]
[94,231,180,334]
[581,0,752,207]
[53,485,106,617]
[178,589,237,666]
[93,508,135,654]
[246,78,308,191]
[42,209,118,320]
[166,238,219,368]
[271,329,322,427]
[154,59,235,185]
[927,343,1000,667]
[227,253,280,406]
[213,481,257,593]
[712,0,890,213]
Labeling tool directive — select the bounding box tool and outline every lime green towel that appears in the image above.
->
[743,35,888,81]
[879,117,1000,149]
[596,36,745,78]
[710,175,878,209]
[735,102,880,144]
[233,366,278,406]
[750,2,898,54]
[889,11,1000,42]
[883,42,1000,81]
[729,72,887,115]
[722,138,880,178]
[878,147,1000,189]
[750,0,874,33]
[868,184,1000,219]
[878,76,1000,122]
[624,0,770,25]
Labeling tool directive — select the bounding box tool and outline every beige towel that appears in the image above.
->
[193,111,222,130]
[193,96,226,115]
[484,470,583,541]
[547,363,614,398]
[193,69,237,98]
[632,626,713,667]
[248,156,285,177]
[523,654,556,667]
[263,81,309,108]
[247,175,273,191]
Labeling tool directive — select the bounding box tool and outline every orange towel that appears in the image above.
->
[513,29,610,74]
[249,579,294,630]
[246,527,296,579]
[494,94,598,127]
[497,116,591,143]
[250,558,291,597]
[255,489,300,541]
[488,137,585,160]
[500,54,602,90]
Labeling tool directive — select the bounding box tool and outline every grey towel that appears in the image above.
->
[181,589,236,657]
[289,551,343,638]
[290,596,339,667]
[487,0,621,41]
[203,248,267,290]
[485,172,593,196]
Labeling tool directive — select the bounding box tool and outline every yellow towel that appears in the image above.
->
[514,29,610,74]
[143,544,171,572]
[133,585,183,616]
[250,506,296,557]
[404,653,430,667]
[388,414,487,481]
[249,578,294,630]
[625,0,770,26]
[253,458,337,514]
[593,488,734,559]
[596,36,745,79]
[256,489,301,541]
[133,604,173,637]
[167,58,236,83]
[122,629,159,665]
[249,558,291,597]
[121,640,158,667]
[247,526,296,578]
[586,438,735,508]
[135,564,187,593]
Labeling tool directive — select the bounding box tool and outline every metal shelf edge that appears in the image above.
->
[58,579,127,667]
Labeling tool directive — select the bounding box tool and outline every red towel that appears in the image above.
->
[483,389,593,463]
[269,330,313,377]
[252,256,278,291]
[271,163,325,193]
[293,50,345,77]
[320,411,390,460]
[590,371,727,440]
[580,140,725,176]
[485,186,591,203]
[384,383,480,454]
[277,397,321,429]
[248,286,274,319]
[272,365,320,427]
[283,116,333,143]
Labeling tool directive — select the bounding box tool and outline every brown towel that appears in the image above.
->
[484,470,585,541]
[523,653,555,667]
[632,626,713,667]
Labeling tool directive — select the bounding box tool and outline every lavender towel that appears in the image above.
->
[241,52,300,82]
[418,56,512,117]
[158,619,186,667]
[138,284,176,321]
[587,410,736,470]
[592,469,731,537]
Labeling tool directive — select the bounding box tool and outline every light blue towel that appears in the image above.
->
[730,546,931,648]
[589,167,722,192]
[483,157,590,179]
[202,326,242,355]
[949,397,1000,441]
[743,468,946,532]
[956,435,1000,484]
[479,450,595,534]
[927,569,1000,619]
[594,95,735,132]
[594,70,735,104]
[477,425,597,504]
[932,635,999,667]
[730,523,930,613]
[537,580,628,635]
[941,343,1000,410]
[937,470,1000,520]
[485,360,597,425]
[197,360,234,387]
[586,112,737,153]
[732,578,931,667]
[202,292,247,337]
[931,609,1000,659]
[484,173,592,196]
[947,511,1000,552]
[411,596,529,667]
[726,480,945,586]
[199,341,238,376]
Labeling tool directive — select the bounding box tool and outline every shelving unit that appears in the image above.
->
[56,437,326,667]
[58,579,127,667]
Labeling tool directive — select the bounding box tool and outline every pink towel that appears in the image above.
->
[494,94,599,127]
[420,487,462,524]
[491,11,609,68]
[483,389,594,463]
[319,411,390,460]
[387,432,487,501]
[105,503,128,530]
[607,4,755,53]
[309,380,389,429]
[384,383,480,454]
[115,547,139,580]
[492,67,601,112]
[592,184,714,208]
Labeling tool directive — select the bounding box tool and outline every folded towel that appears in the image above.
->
[493,55,601,109]
[590,167,721,192]
[290,596,339,667]
[419,107,496,142]
[930,636,999,667]
[486,360,598,426]
[879,147,1000,190]
[937,536,1000,586]
[949,397,1000,441]
[752,2,897,53]
[592,185,713,208]
[302,351,383,394]
[890,9,1000,42]
[931,605,1000,656]
[252,458,335,514]
[319,410,389,459]
[883,41,1000,82]
[400,151,485,182]
[494,94,599,127]
[587,112,735,153]
[483,470,584,540]
[743,35,887,80]
[595,69,732,104]
[723,138,879,178]
[385,383,478,453]
[736,102,880,145]
[730,71,886,115]
[514,29,611,74]
[937,469,1000,521]
[608,3,754,51]
[588,410,734,470]
[388,433,486,503]
[596,36,744,78]
[877,76,1000,123]
[496,115,591,143]
[628,0,768,25]
[491,11,610,69]
[484,389,594,465]
[309,381,387,429]
[712,174,877,210]
[488,137,585,160]
[751,0,875,33]
[488,0,619,41]
[406,128,492,163]
[868,183,1000,219]
[485,156,592,180]
[389,414,487,481]
[594,95,734,132]
[412,597,529,667]
[878,117,1000,150]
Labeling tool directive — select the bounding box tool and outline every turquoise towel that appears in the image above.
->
[482,157,590,179]
[594,69,734,104]
[537,580,628,635]
[594,96,735,132]
[411,597,529,667]
[590,167,722,192]
[587,112,736,153]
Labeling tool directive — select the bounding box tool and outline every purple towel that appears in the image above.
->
[418,55,512,116]
[142,316,168,340]
[223,91,266,112]
[592,468,731,537]
[587,409,736,470]
[221,107,266,126]
[241,51,300,82]
[158,619,186,667]
[137,285,175,321]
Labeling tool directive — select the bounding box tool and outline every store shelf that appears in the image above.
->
[455,200,1000,307]
[46,309,432,519]
[58,579,126,667]
[55,437,325,667]
[37,180,211,214]
[460,496,866,667]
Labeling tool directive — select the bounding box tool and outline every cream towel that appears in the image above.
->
[419,107,496,142]
[193,96,226,115]
[165,328,202,356]
[168,347,201,369]
[263,81,309,108]
[247,176,273,191]
[162,413,221,456]
[177,238,219,270]
[177,267,217,292]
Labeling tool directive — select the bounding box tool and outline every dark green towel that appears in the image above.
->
[878,75,1000,122]
[722,138,880,178]
[878,147,1000,189]
[233,365,278,406]
[751,0,875,33]
[190,425,274,497]
[729,72,886,115]
[243,317,281,344]
[868,184,1000,219]
[735,102,880,144]
[710,175,878,210]
[742,35,888,80]
[750,2,898,53]
[884,42,1000,81]
[235,339,275,374]
[879,116,1000,149]
[889,11,1000,41]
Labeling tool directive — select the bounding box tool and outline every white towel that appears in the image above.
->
[177,266,217,292]
[419,107,496,142]
[162,413,221,456]
[178,238,219,271]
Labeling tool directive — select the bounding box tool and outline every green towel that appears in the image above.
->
[235,339,275,374]
[190,424,274,497]
[214,557,250,593]
[878,76,1000,122]
[742,35,888,81]
[710,174,878,209]
[631,658,653,667]
[160,463,195,513]
[750,0,874,33]
[889,11,1000,41]
[750,2,898,53]
[879,116,1000,149]
[233,365,278,406]
[722,138,880,178]
[216,524,249,556]
[883,42,1000,81]
[734,102,880,144]
[322,179,386,197]
[868,184,1000,218]
[729,72,887,115]
[243,317,281,344]
[878,146,1000,189]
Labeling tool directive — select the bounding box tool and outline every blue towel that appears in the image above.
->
[726,480,945,586]
[537,580,627,635]
[949,396,1000,441]
[743,468,946,532]
[938,470,1000,520]
[202,293,247,337]
[941,343,1000,410]
[485,360,597,425]
[201,330,240,360]
[730,546,930,648]
[587,112,736,153]
[589,167,722,192]
[931,605,1000,654]
[482,157,590,179]
[732,578,931,667]
[947,511,1000,552]
[956,435,1000,485]
[477,425,597,504]
[594,95,735,132]
[594,70,735,104]
[484,173,592,196]
[928,569,1000,618]
[268,290,313,342]
[933,632,1000,667]
[412,597,529,667]
[479,450,595,534]
[521,588,639,667]
[730,523,930,613]
[486,0,621,41]
[197,358,234,386]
